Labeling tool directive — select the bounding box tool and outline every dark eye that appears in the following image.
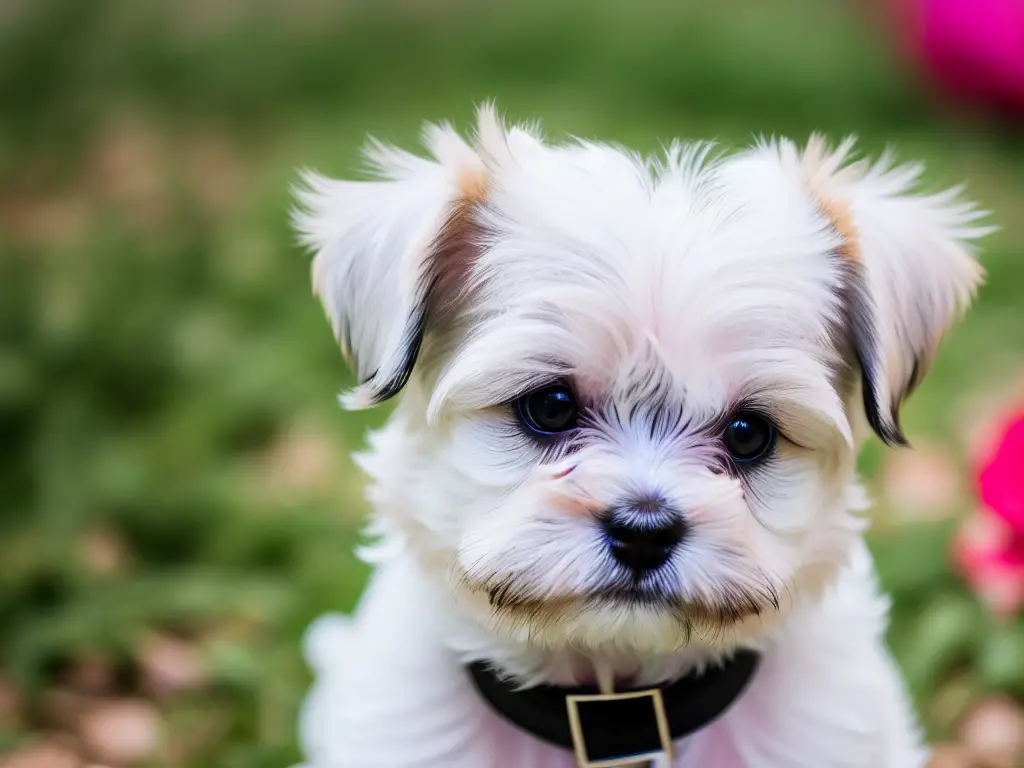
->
[517,385,579,435]
[723,413,777,463]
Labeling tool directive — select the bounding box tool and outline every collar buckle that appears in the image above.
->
[565,688,673,767]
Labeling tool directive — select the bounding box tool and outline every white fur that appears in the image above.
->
[291,106,989,767]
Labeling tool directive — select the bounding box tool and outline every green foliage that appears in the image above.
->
[2,0,1023,763]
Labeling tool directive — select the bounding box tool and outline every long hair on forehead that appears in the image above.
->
[577,362,732,469]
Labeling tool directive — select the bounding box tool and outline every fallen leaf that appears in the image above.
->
[138,634,207,698]
[77,699,160,766]
[958,695,1024,768]
[81,529,131,577]
[1,736,82,768]
[927,742,974,768]
[0,674,23,725]
[0,192,91,249]
[254,425,345,504]
[882,442,962,520]
[86,114,170,230]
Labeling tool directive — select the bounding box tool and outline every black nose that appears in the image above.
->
[601,504,687,572]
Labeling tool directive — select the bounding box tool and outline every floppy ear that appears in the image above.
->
[293,119,491,409]
[800,137,991,446]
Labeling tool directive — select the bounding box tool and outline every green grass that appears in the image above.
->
[2,1,1023,764]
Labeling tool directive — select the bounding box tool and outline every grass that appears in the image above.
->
[2,0,1023,764]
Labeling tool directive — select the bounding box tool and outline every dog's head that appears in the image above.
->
[295,106,987,657]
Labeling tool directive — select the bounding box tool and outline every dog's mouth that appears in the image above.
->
[586,568,688,608]
[476,567,681,612]
[589,583,684,607]
[475,577,777,628]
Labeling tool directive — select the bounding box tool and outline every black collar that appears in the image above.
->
[467,650,759,764]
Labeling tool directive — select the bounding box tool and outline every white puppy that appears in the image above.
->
[292,106,989,768]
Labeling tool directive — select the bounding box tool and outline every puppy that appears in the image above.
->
[293,105,989,768]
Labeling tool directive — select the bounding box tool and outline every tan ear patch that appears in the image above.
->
[817,194,861,263]
[799,134,862,263]
[458,166,490,205]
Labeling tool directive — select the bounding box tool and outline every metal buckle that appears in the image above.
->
[564,688,673,768]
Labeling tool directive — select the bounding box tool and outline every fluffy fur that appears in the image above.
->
[292,105,990,767]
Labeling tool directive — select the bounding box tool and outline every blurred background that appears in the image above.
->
[2,0,1023,766]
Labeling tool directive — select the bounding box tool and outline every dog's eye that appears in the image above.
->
[517,385,579,435]
[723,413,776,463]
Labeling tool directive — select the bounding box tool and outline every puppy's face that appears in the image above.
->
[296,108,987,655]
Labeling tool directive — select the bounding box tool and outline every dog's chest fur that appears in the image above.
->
[298,540,926,768]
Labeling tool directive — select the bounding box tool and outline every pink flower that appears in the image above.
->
[954,411,1024,616]
[897,0,1024,117]
[979,415,1024,531]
